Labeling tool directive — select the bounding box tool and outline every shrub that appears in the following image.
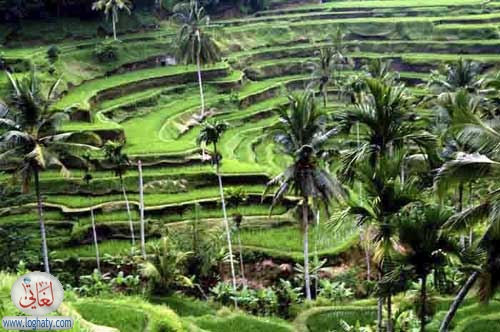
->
[276,279,302,318]
[318,279,354,302]
[47,45,60,63]
[74,270,111,296]
[93,39,120,63]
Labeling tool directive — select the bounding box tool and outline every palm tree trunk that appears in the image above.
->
[237,228,245,282]
[323,88,327,108]
[377,296,384,332]
[214,143,237,305]
[439,271,479,332]
[420,274,427,332]
[34,169,50,274]
[120,173,135,246]
[361,226,371,281]
[196,30,205,117]
[303,200,312,301]
[90,206,101,273]
[387,292,393,332]
[138,160,146,259]
[112,11,117,40]
[458,183,464,212]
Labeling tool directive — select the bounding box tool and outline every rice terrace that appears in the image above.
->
[1,0,500,330]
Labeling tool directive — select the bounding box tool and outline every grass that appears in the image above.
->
[239,219,359,260]
[151,295,217,317]
[54,62,228,110]
[42,184,266,209]
[293,305,378,332]
[71,297,184,332]
[72,300,148,332]
[51,240,137,258]
[190,312,294,332]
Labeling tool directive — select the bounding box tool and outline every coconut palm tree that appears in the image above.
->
[434,91,500,331]
[196,120,238,298]
[174,0,221,118]
[103,140,135,246]
[0,69,101,273]
[264,90,343,300]
[92,0,132,40]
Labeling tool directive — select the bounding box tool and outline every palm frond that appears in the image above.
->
[435,153,500,198]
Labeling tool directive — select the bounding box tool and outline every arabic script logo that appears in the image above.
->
[10,272,64,316]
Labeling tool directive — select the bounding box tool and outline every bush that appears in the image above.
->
[93,39,121,63]
[318,279,354,303]
[47,45,60,63]
[211,281,292,316]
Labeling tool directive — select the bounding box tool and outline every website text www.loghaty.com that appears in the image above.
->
[3,271,73,330]
[2,316,74,330]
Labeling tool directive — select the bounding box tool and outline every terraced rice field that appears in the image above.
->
[3,0,500,270]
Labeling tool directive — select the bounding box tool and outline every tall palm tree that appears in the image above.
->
[196,120,237,297]
[92,0,132,40]
[334,77,437,332]
[307,47,335,108]
[174,0,221,118]
[307,28,350,107]
[391,204,457,332]
[103,140,135,246]
[264,90,343,300]
[0,69,101,273]
[434,90,500,331]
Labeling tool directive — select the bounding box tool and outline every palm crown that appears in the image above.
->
[174,0,220,66]
[0,70,101,189]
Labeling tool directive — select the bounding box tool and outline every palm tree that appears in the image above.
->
[103,140,135,246]
[196,120,237,298]
[140,236,193,294]
[264,90,343,300]
[174,0,221,118]
[92,0,132,40]
[307,28,350,107]
[82,160,101,273]
[333,77,437,332]
[428,58,484,95]
[364,59,399,84]
[334,153,420,332]
[307,47,335,108]
[0,69,101,273]
[434,91,500,331]
[392,204,457,332]
[335,77,438,179]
